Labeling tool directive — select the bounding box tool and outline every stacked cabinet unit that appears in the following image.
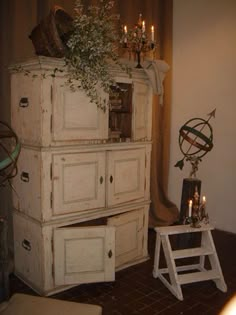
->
[10,57,153,296]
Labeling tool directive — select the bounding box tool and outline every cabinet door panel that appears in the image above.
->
[52,152,105,215]
[11,73,52,146]
[108,209,144,268]
[52,78,108,140]
[133,81,151,140]
[54,226,115,285]
[107,148,146,205]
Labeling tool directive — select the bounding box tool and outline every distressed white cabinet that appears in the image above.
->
[12,144,150,221]
[13,205,149,295]
[10,57,152,147]
[10,56,155,295]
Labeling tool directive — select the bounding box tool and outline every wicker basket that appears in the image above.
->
[29,5,73,58]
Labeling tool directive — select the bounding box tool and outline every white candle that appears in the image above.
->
[142,20,145,33]
[124,25,127,43]
[188,200,193,217]
[151,25,154,41]
[202,196,206,205]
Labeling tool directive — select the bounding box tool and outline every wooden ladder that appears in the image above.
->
[153,224,227,301]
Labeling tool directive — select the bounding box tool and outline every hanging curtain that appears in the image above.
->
[147,0,179,227]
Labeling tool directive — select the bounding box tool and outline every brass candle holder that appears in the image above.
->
[122,14,156,68]
[183,187,209,227]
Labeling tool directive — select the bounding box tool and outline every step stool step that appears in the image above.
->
[172,246,213,259]
[178,270,219,285]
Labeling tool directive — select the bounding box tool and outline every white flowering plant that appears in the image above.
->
[64,0,126,112]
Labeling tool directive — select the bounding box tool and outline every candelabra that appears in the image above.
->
[184,187,209,228]
[122,14,156,68]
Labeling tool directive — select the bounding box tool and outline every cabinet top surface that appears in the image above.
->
[9,56,169,82]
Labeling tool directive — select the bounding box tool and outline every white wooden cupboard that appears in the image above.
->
[10,56,155,295]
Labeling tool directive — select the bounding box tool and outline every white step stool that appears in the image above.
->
[153,224,227,301]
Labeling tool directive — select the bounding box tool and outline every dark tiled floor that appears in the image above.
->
[8,228,236,315]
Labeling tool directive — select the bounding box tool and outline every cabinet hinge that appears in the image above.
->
[50,163,52,180]
[50,191,53,209]
[51,237,54,252]
[50,114,53,133]
[50,85,53,104]
[51,239,54,278]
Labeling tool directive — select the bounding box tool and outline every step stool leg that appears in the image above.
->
[153,232,161,278]
[205,230,227,292]
[161,235,183,301]
[199,231,207,270]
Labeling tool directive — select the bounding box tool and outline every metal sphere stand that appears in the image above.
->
[0,121,21,301]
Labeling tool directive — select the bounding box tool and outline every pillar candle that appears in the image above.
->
[151,25,154,41]
[142,21,145,33]
[188,200,193,217]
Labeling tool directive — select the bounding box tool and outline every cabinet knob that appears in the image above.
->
[19,97,29,108]
[99,176,103,184]
[110,175,113,183]
[108,250,113,258]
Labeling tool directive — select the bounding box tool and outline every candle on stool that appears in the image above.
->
[142,20,145,33]
[124,25,127,43]
[202,196,206,205]
[151,25,154,42]
[188,200,193,217]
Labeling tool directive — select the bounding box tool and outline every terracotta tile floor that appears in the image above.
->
[8,228,236,315]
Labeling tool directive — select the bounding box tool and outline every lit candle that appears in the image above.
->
[124,25,127,43]
[142,20,145,33]
[151,25,154,41]
[202,196,206,205]
[188,200,193,217]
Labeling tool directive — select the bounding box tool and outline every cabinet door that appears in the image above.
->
[52,152,106,215]
[54,226,115,285]
[107,209,144,268]
[52,77,108,141]
[133,81,152,140]
[11,73,52,146]
[107,148,146,206]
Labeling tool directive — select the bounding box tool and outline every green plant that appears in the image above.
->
[64,0,126,112]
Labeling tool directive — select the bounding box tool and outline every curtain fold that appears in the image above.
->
[149,0,179,227]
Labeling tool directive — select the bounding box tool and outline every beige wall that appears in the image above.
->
[169,0,236,233]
